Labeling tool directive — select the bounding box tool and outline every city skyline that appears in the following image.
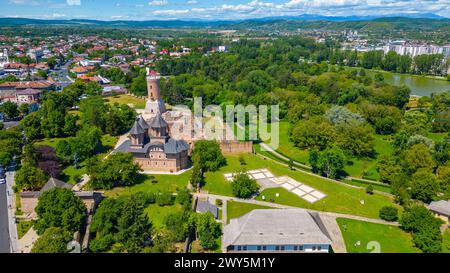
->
[1,0,450,20]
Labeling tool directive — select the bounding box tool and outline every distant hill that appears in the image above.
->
[0,15,448,31]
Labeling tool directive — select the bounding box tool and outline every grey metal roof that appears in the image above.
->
[196,200,219,219]
[130,120,145,135]
[40,177,73,193]
[428,200,450,217]
[114,140,150,155]
[164,138,189,154]
[137,115,149,130]
[148,113,168,128]
[223,209,332,248]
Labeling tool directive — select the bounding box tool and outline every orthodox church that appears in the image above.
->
[115,70,189,172]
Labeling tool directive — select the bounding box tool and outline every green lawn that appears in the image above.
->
[144,203,183,230]
[104,171,191,197]
[443,229,450,253]
[264,121,310,164]
[337,218,420,253]
[204,154,398,219]
[17,220,34,239]
[104,94,146,109]
[226,201,273,223]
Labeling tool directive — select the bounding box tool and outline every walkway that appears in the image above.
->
[18,227,38,253]
[5,171,19,253]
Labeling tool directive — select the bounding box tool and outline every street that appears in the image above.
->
[0,183,10,253]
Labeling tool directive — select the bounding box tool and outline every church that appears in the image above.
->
[115,70,190,173]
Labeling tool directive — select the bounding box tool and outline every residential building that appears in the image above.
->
[427,200,450,223]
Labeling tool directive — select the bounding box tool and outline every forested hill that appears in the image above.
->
[0,17,449,32]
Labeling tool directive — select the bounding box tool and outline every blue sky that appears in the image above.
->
[1,0,449,20]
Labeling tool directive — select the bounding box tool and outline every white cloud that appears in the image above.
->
[149,0,169,6]
[187,0,198,4]
[8,0,26,4]
[66,0,81,6]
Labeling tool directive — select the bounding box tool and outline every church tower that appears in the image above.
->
[145,68,166,115]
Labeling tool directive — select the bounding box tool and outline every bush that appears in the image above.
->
[89,234,115,253]
[231,171,260,199]
[379,206,398,222]
[366,185,374,195]
[156,192,174,206]
[215,199,223,207]
[176,188,192,207]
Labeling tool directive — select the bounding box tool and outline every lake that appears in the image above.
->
[364,70,450,97]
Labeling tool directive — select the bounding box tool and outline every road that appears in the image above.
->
[50,60,73,90]
[0,183,10,253]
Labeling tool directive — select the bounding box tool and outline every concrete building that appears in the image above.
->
[223,209,332,253]
[14,88,42,104]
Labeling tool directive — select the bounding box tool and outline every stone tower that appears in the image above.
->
[145,68,166,115]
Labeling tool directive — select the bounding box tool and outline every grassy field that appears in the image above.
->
[105,171,191,197]
[443,229,450,253]
[104,94,146,109]
[17,220,34,239]
[226,201,273,223]
[144,203,183,230]
[337,218,420,253]
[204,153,398,219]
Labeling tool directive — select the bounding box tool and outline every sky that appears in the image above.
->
[1,0,449,20]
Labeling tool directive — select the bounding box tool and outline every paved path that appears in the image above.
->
[6,171,19,253]
[18,227,38,253]
[0,183,10,253]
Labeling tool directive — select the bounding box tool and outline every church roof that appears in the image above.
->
[137,115,149,130]
[148,113,168,129]
[164,138,189,154]
[130,119,145,135]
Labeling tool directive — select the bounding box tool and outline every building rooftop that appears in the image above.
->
[196,200,219,219]
[148,113,168,129]
[428,200,450,217]
[223,209,332,248]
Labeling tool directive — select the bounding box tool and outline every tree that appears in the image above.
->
[88,152,140,190]
[191,212,221,250]
[309,146,346,179]
[290,117,336,150]
[34,188,87,235]
[115,194,152,253]
[190,164,204,189]
[231,171,260,198]
[176,188,192,208]
[18,103,30,116]
[400,205,443,253]
[15,163,47,191]
[21,112,43,141]
[402,144,436,174]
[379,206,398,222]
[0,101,19,120]
[376,155,403,184]
[410,170,439,203]
[79,96,107,130]
[191,140,226,172]
[324,105,365,125]
[31,227,72,253]
[335,121,375,157]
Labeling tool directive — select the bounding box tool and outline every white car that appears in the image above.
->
[0,177,5,184]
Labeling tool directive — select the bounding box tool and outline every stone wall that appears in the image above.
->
[219,141,253,154]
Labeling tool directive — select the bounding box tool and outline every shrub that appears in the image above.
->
[366,185,374,195]
[156,192,174,206]
[379,206,398,221]
[215,199,223,207]
[231,171,260,199]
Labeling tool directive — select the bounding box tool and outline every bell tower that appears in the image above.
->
[145,68,166,115]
